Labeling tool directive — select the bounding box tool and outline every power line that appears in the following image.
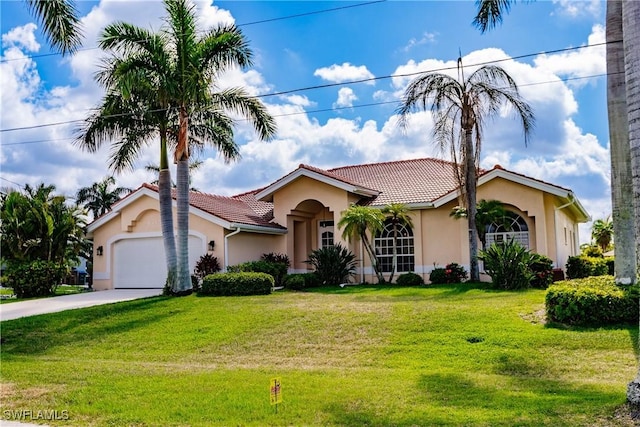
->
[0,1,386,64]
[0,40,616,135]
[0,71,614,146]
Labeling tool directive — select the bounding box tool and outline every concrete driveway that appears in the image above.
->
[0,289,163,321]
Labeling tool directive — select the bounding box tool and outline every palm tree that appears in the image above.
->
[381,203,414,283]
[91,0,276,294]
[25,0,82,55]
[625,2,640,404]
[1,183,87,267]
[337,204,386,284]
[76,176,131,218]
[591,216,614,252]
[397,60,534,282]
[450,199,508,251]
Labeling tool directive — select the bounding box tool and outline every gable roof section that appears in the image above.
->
[87,183,285,234]
[254,164,380,202]
[433,165,590,221]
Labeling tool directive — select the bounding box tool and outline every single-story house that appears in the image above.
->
[87,157,590,289]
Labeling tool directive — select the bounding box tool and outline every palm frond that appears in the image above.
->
[26,0,82,55]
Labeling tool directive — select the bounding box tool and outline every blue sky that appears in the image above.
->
[1,0,609,242]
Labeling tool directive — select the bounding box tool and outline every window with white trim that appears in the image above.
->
[374,220,415,272]
[486,211,529,249]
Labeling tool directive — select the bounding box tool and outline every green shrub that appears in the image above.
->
[565,256,608,279]
[545,276,638,325]
[283,273,322,290]
[199,272,273,296]
[261,252,291,268]
[305,244,357,286]
[396,272,424,286]
[479,240,534,290]
[193,254,221,281]
[429,263,468,284]
[529,253,554,289]
[228,260,287,287]
[429,268,447,284]
[4,260,68,298]
[283,274,306,290]
[581,244,603,258]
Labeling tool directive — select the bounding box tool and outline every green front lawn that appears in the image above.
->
[1,283,637,426]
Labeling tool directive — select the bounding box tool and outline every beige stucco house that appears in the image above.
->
[87,158,589,290]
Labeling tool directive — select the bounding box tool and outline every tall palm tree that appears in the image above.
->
[624,0,640,405]
[25,0,83,55]
[450,199,508,251]
[397,60,534,282]
[591,216,614,252]
[76,176,131,218]
[381,203,414,283]
[90,0,276,294]
[338,204,386,284]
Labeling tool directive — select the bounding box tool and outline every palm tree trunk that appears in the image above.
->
[174,108,192,294]
[465,129,480,282]
[623,0,640,406]
[158,133,177,291]
[362,233,385,283]
[607,0,636,286]
[175,158,191,293]
[389,224,398,283]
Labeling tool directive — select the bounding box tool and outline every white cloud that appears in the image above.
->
[552,0,601,18]
[402,31,437,52]
[2,23,40,52]
[333,87,357,109]
[313,62,375,85]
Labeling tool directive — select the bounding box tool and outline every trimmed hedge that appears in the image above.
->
[545,275,638,326]
[396,272,424,286]
[199,272,273,296]
[565,256,608,279]
[228,260,287,287]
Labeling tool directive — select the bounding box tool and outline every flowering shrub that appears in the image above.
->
[429,263,468,284]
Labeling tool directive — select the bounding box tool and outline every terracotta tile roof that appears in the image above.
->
[328,158,467,205]
[141,184,284,230]
[114,159,575,231]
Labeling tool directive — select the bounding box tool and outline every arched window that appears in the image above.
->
[374,220,415,272]
[486,211,530,249]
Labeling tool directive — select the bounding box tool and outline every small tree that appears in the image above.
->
[338,204,385,283]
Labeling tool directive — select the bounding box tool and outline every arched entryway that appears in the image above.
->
[288,199,335,271]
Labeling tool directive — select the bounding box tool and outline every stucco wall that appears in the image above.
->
[226,232,283,268]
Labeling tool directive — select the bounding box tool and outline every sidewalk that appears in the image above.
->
[0,289,163,321]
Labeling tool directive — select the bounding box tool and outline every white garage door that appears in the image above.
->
[113,236,204,288]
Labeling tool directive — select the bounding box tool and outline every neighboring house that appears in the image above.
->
[87,158,589,290]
